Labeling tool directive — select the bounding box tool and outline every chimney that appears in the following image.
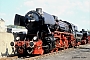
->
[36,8,43,15]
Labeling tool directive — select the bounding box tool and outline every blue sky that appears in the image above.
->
[0,0,90,31]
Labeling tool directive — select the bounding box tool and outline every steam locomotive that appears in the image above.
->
[10,8,88,56]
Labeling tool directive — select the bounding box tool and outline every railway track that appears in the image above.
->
[0,44,89,60]
[25,48,75,60]
[0,48,75,60]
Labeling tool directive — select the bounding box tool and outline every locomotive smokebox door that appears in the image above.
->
[14,14,25,26]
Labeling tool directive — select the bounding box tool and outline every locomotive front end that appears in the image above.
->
[10,36,44,55]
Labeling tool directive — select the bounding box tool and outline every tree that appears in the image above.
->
[7,25,25,29]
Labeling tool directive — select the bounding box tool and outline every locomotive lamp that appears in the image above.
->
[16,37,20,41]
[33,36,38,41]
[29,36,38,48]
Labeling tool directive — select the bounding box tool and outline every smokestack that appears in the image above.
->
[36,8,43,15]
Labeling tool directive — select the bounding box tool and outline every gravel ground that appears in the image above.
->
[37,44,90,60]
[0,44,90,60]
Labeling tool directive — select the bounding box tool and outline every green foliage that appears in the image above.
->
[7,25,25,29]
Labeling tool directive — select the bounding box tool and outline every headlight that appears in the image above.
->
[29,41,34,48]
[16,37,20,41]
[33,36,38,41]
[10,42,14,46]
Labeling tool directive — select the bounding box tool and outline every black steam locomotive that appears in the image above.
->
[10,8,87,56]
